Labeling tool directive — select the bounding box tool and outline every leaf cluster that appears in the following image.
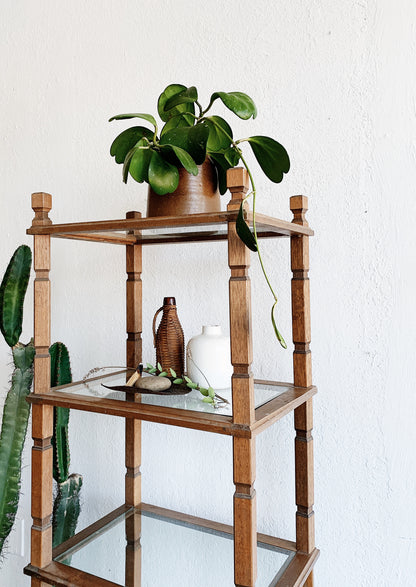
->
[145,362,217,406]
[109,84,289,197]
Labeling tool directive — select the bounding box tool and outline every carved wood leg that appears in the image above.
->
[125,211,142,509]
[227,169,257,586]
[31,195,53,574]
[290,196,315,573]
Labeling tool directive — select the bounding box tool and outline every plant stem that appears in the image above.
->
[200,115,286,346]
[195,101,203,118]
[238,153,277,302]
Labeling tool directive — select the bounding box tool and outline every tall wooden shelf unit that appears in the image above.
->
[24,168,318,587]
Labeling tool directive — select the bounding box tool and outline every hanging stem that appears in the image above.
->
[236,151,287,349]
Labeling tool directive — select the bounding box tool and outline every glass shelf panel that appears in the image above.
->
[54,372,291,417]
[55,507,295,586]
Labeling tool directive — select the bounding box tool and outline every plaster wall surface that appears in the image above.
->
[0,1,415,585]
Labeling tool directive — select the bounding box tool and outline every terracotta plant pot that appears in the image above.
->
[146,159,221,217]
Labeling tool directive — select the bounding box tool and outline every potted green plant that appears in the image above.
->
[110,84,290,346]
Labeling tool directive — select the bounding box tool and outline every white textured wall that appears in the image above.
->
[1,1,415,585]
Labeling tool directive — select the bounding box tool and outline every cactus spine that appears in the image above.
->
[0,245,33,556]
[49,342,83,549]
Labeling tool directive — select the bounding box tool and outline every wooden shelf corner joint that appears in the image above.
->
[227,168,257,587]
[290,196,315,586]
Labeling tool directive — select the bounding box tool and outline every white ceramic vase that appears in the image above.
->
[186,325,232,389]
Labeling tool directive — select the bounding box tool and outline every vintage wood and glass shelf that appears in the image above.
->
[24,168,318,586]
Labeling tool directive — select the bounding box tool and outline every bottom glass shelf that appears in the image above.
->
[52,505,295,586]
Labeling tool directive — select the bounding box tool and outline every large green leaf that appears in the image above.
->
[247,136,290,183]
[161,113,194,136]
[205,116,233,152]
[129,139,152,183]
[209,153,231,195]
[148,151,180,195]
[163,86,198,112]
[160,144,198,176]
[224,146,241,167]
[210,91,257,120]
[236,203,257,252]
[160,123,209,165]
[110,126,153,164]
[108,113,157,130]
[157,84,195,124]
[0,245,32,347]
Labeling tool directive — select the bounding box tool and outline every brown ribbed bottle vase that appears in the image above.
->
[152,297,184,375]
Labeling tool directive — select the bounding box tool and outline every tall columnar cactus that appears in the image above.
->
[50,342,72,483]
[0,245,33,556]
[49,342,83,549]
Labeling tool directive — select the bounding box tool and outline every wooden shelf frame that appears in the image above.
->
[27,169,317,586]
[27,376,317,438]
[26,209,314,247]
[24,503,319,587]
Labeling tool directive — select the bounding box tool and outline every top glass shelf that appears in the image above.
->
[27,210,313,246]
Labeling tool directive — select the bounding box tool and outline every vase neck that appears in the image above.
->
[202,325,222,336]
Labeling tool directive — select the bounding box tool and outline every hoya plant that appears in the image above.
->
[110,84,290,346]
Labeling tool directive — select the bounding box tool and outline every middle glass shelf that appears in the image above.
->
[27,371,317,437]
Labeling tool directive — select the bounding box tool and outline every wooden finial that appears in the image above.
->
[290,195,309,226]
[227,168,250,211]
[227,167,250,193]
[31,192,52,226]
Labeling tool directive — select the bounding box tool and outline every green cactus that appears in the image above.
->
[0,245,33,556]
[49,341,82,551]
[50,342,72,484]
[0,245,31,347]
[0,342,35,554]
[52,473,83,550]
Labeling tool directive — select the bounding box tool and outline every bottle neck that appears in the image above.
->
[202,325,222,336]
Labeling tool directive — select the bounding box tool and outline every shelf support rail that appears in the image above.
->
[290,196,315,587]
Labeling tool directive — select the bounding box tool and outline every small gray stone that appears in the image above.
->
[135,376,171,391]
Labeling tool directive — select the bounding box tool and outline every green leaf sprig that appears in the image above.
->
[110,85,290,346]
[145,362,226,407]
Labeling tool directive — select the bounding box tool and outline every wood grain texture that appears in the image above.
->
[27,209,313,238]
[290,196,315,564]
[25,561,121,587]
[275,549,319,587]
[31,193,52,226]
[125,211,142,509]
[31,195,53,572]
[227,168,257,586]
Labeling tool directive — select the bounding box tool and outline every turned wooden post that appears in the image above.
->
[31,193,53,585]
[125,211,142,509]
[227,168,257,587]
[290,196,315,586]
